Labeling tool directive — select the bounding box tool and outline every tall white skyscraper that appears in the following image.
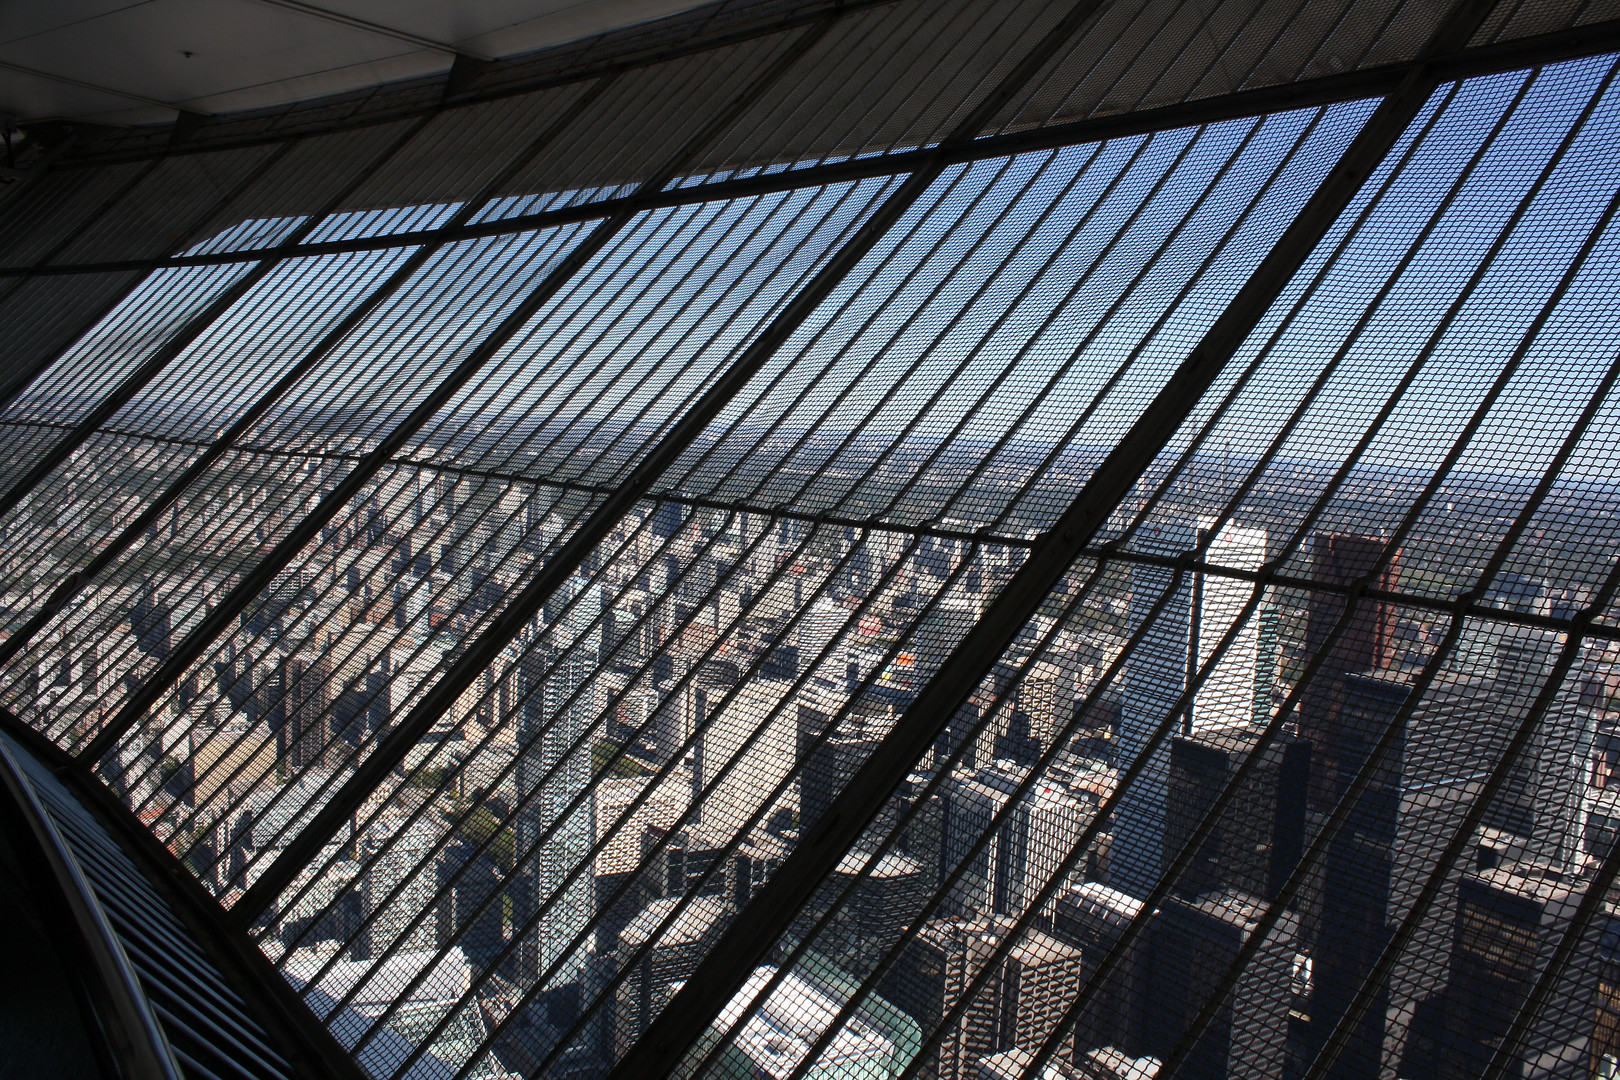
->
[515,569,602,989]
[1113,516,1267,899]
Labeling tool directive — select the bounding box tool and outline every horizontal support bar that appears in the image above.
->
[14,16,1620,282]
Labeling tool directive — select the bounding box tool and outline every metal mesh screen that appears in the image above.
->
[669,54,1620,1080]
[5,3,1620,1080]
[990,0,1447,137]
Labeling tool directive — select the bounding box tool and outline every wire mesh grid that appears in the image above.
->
[0,271,149,406]
[82,175,901,906]
[990,0,1445,138]
[199,98,1374,1077]
[669,0,1072,188]
[14,0,1601,287]
[656,52,1620,1080]
[468,32,803,224]
[1473,0,1620,47]
[4,3,1620,1080]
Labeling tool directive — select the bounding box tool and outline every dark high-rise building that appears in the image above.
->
[885,917,1084,1080]
[1312,635,1569,1080]
[797,686,898,835]
[129,591,171,659]
[895,770,945,890]
[1402,860,1612,1080]
[636,824,730,908]
[998,927,1087,1073]
[261,645,332,771]
[882,920,958,1080]
[809,849,927,977]
[1476,628,1592,872]
[942,763,1093,920]
[1142,891,1297,1080]
[435,839,507,974]
[611,895,729,1058]
[1116,518,1268,900]
[1298,533,1401,814]
[1165,723,1310,902]
[729,832,789,911]
[1051,883,1152,1059]
[942,765,1024,918]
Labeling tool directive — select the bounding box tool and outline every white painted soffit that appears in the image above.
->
[0,0,714,126]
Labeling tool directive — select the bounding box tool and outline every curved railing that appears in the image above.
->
[0,736,182,1080]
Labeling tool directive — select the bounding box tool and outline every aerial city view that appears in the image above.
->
[2,414,1616,1079]
[3,9,1620,1080]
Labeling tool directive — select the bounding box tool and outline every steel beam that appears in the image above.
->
[0,72,1392,279]
[0,114,436,523]
[0,76,614,679]
[228,0,1121,932]
[19,10,1620,284]
[0,154,160,411]
[75,15,836,771]
[606,1,1503,1075]
[1295,167,1620,1080]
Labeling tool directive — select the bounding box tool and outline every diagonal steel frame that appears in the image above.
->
[0,123,426,524]
[0,156,166,413]
[149,176,877,866]
[1141,354,1620,1080]
[1291,144,1620,1080]
[1155,376,1620,1080]
[228,0,1124,932]
[1020,59,1620,1080]
[0,76,619,685]
[376,527,922,1080]
[606,1,1503,1074]
[73,14,837,771]
[15,13,1620,286]
[705,140,1551,1047]
[740,113,1514,1063]
[742,113,1529,1062]
[674,95,1396,1070]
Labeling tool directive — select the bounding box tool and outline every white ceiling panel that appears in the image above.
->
[0,0,714,125]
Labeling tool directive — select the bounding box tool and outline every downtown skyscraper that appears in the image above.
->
[1114,516,1268,899]
[514,569,603,990]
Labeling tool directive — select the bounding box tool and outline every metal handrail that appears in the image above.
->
[0,735,182,1080]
